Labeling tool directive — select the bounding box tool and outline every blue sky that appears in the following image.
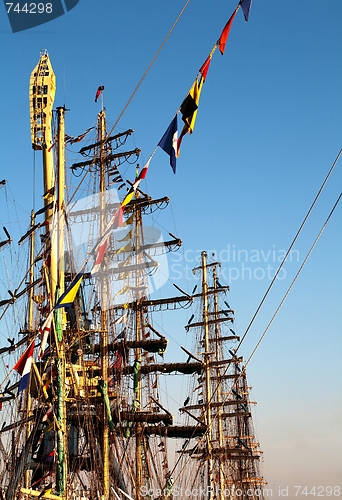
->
[0,0,341,495]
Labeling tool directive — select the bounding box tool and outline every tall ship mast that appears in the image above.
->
[175,251,267,499]
[0,50,266,500]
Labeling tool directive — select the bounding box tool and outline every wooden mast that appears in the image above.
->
[24,210,35,490]
[201,251,214,498]
[212,264,225,500]
[134,195,143,500]
[182,252,267,499]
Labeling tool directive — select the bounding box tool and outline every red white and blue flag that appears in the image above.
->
[132,158,151,192]
[13,341,35,392]
[158,115,178,174]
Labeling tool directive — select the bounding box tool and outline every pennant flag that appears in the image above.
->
[199,45,217,81]
[121,190,134,208]
[132,158,151,192]
[95,85,105,102]
[117,229,132,242]
[35,201,54,217]
[55,269,84,309]
[114,285,129,298]
[125,214,134,225]
[41,405,54,423]
[31,469,53,488]
[13,341,35,392]
[176,126,189,157]
[91,192,131,276]
[41,450,56,463]
[114,312,128,325]
[176,77,204,156]
[111,205,124,230]
[43,421,55,433]
[101,205,123,241]
[91,192,132,276]
[91,234,110,275]
[116,328,126,340]
[38,310,53,359]
[158,115,178,174]
[180,95,198,124]
[47,139,57,152]
[240,0,252,22]
[65,127,94,145]
[43,186,55,199]
[180,77,204,133]
[111,175,123,183]
[199,55,211,82]
[117,242,131,255]
[139,162,149,180]
[217,9,238,55]
[18,223,40,245]
[38,483,53,498]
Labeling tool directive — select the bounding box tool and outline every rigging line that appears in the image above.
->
[236,148,342,355]
[244,191,341,370]
[68,168,94,206]
[171,193,341,477]
[33,150,36,211]
[107,0,191,137]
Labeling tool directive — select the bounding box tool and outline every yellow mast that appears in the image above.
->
[30,53,68,497]
[56,106,66,299]
[29,50,57,301]
[99,109,110,500]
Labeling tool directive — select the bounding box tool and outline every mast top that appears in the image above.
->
[29,50,56,150]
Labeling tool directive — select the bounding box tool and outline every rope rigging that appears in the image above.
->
[235,148,342,355]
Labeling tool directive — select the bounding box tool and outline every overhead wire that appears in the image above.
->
[244,191,341,369]
[235,148,342,355]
